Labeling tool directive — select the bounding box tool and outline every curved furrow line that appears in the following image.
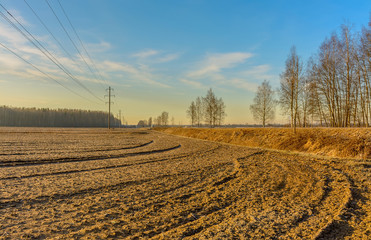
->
[181,151,352,239]
[0,144,181,168]
[313,167,355,240]
[146,152,269,239]
[15,161,231,238]
[272,155,352,239]
[148,164,265,238]
[82,163,233,236]
[236,155,321,238]
[0,160,228,210]
[126,152,262,238]
[0,173,174,209]
[148,200,234,239]
[0,157,174,180]
[0,150,198,180]
[269,158,353,239]
[117,171,240,238]
[0,140,154,157]
[81,140,154,152]
[0,145,221,180]
[0,145,223,206]
[212,151,264,187]
[30,149,235,239]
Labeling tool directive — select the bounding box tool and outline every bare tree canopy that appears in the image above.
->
[161,111,169,126]
[304,21,370,127]
[186,88,226,127]
[148,117,152,127]
[277,17,370,129]
[250,80,276,127]
[195,97,203,127]
[203,88,217,127]
[279,46,303,132]
[186,101,196,126]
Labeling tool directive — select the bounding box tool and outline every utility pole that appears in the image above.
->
[105,86,114,129]
[119,110,121,128]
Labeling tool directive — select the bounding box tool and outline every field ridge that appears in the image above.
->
[155,127,371,159]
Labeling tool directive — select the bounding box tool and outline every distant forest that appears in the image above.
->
[0,106,121,127]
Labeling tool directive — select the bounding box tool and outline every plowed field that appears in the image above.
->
[0,128,370,239]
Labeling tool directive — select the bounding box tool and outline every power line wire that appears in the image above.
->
[45,0,105,88]
[23,0,82,70]
[0,4,104,102]
[0,41,97,104]
[0,9,102,102]
[56,0,108,87]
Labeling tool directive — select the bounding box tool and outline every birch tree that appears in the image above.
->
[161,111,169,126]
[216,97,226,126]
[250,80,275,127]
[186,101,196,126]
[203,88,217,127]
[279,46,303,132]
[195,97,203,127]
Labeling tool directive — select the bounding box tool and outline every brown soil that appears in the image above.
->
[0,128,370,239]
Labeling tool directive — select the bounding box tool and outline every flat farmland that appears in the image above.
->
[0,128,370,239]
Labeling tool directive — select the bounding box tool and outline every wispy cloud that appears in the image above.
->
[85,41,111,53]
[229,78,259,91]
[180,79,204,89]
[188,52,253,78]
[132,49,159,59]
[0,50,24,68]
[102,60,170,88]
[132,49,180,63]
[242,64,274,80]
[102,61,138,74]
[180,52,273,92]
[0,16,170,89]
[157,53,180,63]
[0,23,27,46]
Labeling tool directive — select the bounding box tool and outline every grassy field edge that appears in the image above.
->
[154,127,370,160]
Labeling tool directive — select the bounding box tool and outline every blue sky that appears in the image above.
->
[0,0,369,124]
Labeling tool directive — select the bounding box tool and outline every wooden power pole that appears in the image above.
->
[105,87,114,129]
[119,110,121,128]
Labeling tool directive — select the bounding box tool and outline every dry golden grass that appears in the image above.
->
[156,127,371,159]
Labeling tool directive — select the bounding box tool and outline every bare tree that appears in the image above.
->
[171,116,175,126]
[187,101,196,126]
[203,88,218,127]
[355,20,371,126]
[187,89,226,127]
[281,18,370,128]
[216,97,226,126]
[250,80,275,127]
[155,116,162,126]
[161,111,169,126]
[279,46,303,132]
[148,117,152,127]
[339,24,357,126]
[195,97,203,127]
[306,57,326,126]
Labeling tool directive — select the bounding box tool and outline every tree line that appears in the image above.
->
[250,18,370,130]
[0,106,120,127]
[137,111,172,127]
[187,88,226,127]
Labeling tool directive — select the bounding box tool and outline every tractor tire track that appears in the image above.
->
[0,144,181,167]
